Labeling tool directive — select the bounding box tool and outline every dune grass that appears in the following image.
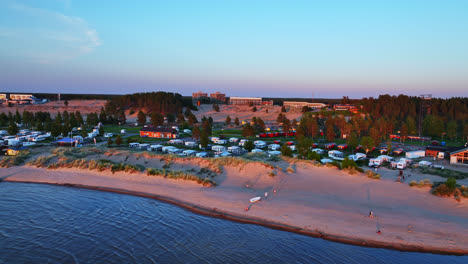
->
[419,167,468,180]
[366,170,380,180]
[0,150,31,168]
[146,168,216,187]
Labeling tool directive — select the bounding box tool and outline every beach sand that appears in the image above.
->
[1,160,467,255]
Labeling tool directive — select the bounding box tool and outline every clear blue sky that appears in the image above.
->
[1,0,467,98]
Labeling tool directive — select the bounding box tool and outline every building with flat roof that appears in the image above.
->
[333,104,358,113]
[450,147,468,166]
[283,101,327,109]
[229,97,262,105]
[192,91,209,105]
[140,126,179,139]
[210,92,226,103]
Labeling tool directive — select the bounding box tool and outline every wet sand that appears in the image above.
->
[1,162,467,255]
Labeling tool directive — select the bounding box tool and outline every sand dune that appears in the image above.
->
[194,104,304,123]
[2,158,467,255]
[0,100,106,117]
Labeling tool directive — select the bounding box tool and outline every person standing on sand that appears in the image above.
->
[369,211,373,218]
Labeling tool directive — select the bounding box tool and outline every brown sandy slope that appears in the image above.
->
[0,100,106,117]
[194,104,304,123]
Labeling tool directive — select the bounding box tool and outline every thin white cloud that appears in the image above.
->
[0,0,101,64]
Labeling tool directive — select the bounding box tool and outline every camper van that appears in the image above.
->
[182,149,197,156]
[196,152,208,158]
[212,145,226,152]
[129,142,140,148]
[254,141,266,149]
[229,137,239,143]
[210,137,220,143]
[184,141,197,148]
[348,153,366,161]
[239,139,247,146]
[369,158,383,167]
[169,139,184,145]
[227,146,240,153]
[328,150,344,160]
[217,139,227,145]
[138,144,149,150]
[312,148,325,154]
[149,144,163,151]
[268,144,280,151]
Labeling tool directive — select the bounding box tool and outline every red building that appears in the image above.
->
[140,127,179,138]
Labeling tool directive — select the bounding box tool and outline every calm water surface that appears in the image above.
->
[0,182,466,264]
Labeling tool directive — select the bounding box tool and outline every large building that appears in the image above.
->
[229,97,262,105]
[140,127,179,139]
[192,91,209,104]
[210,92,226,103]
[283,101,327,109]
[450,147,468,166]
[333,104,358,113]
[6,94,42,104]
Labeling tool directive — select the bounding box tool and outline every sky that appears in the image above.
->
[1,0,467,98]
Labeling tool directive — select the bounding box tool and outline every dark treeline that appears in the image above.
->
[283,95,468,152]
[104,92,192,117]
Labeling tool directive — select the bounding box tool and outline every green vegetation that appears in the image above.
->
[431,178,467,201]
[366,170,380,180]
[0,150,31,168]
[146,168,216,187]
[419,167,468,180]
[27,154,56,168]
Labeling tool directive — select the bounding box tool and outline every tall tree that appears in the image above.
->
[443,120,454,141]
[326,123,335,142]
[347,132,359,150]
[234,117,240,126]
[200,130,209,148]
[7,121,18,135]
[225,115,231,125]
[137,110,146,125]
[192,126,201,140]
[242,123,255,138]
[296,137,313,159]
[115,135,122,146]
[151,112,164,126]
[360,136,375,154]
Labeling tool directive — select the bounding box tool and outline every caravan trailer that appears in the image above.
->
[129,142,140,148]
[149,144,163,151]
[212,145,227,152]
[185,141,197,148]
[229,137,239,143]
[254,140,266,149]
[227,146,240,153]
[268,144,280,151]
[328,150,344,160]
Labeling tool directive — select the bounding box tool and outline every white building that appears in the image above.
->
[229,97,262,105]
[283,101,327,109]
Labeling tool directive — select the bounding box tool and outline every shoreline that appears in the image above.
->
[3,178,467,256]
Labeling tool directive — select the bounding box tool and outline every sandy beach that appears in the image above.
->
[1,158,467,255]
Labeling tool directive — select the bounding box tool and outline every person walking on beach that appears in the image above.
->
[369,211,373,218]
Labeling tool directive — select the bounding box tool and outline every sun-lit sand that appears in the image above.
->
[0,100,106,117]
[194,104,304,123]
[2,157,467,254]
